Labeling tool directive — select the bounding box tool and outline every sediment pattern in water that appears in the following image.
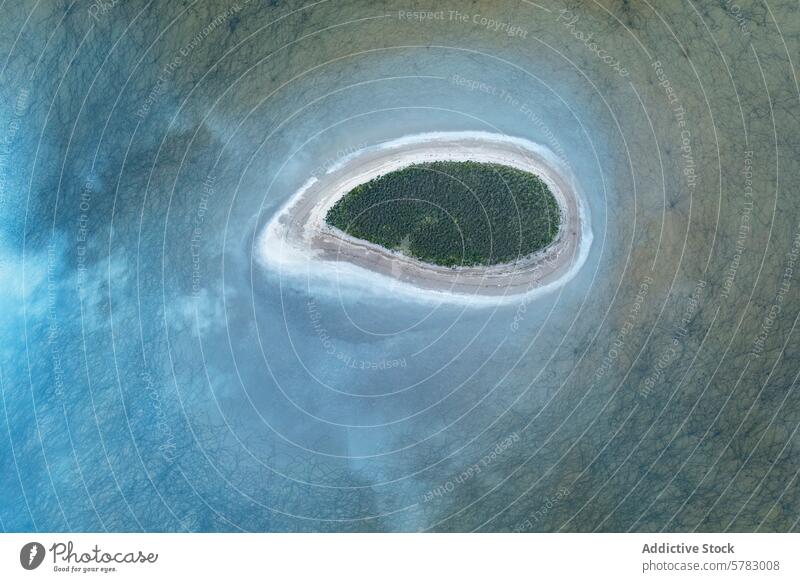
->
[0,0,798,532]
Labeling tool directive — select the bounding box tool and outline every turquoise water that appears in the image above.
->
[0,0,798,531]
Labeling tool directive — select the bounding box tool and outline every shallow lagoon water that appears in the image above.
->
[259,130,593,303]
[0,1,798,531]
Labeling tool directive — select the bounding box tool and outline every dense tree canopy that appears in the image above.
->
[325,161,561,267]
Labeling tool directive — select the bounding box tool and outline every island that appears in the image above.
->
[259,132,589,299]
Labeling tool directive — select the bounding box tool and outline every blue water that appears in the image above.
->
[1,0,798,532]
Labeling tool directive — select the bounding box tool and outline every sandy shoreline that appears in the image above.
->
[259,132,590,299]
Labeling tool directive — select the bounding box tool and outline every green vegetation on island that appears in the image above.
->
[325,161,561,267]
